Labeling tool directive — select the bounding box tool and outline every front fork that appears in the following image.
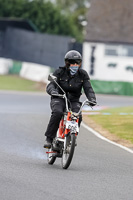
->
[62,112,79,152]
[63,132,77,153]
[64,136,67,151]
[64,132,71,152]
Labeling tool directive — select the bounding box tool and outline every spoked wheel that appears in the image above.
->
[47,147,56,165]
[61,134,76,169]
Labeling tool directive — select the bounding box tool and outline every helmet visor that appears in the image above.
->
[67,59,81,64]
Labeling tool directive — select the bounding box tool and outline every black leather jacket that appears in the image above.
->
[46,66,96,102]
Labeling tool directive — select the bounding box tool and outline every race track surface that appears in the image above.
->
[0,91,133,200]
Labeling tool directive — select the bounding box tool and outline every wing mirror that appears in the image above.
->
[48,74,57,82]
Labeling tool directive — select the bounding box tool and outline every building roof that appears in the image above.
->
[0,18,38,32]
[85,0,133,44]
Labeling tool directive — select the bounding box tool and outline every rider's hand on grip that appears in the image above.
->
[87,98,97,106]
[51,90,59,96]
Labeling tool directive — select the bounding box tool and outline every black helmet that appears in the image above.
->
[64,50,82,64]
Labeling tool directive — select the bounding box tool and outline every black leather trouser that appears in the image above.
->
[45,98,82,139]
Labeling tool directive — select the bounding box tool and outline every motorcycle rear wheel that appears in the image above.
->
[61,134,76,169]
[47,147,56,165]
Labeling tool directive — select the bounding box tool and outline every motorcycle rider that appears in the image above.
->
[44,50,96,148]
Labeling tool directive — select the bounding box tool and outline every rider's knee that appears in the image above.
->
[53,110,63,119]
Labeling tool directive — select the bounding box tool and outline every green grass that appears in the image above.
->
[88,106,133,144]
[0,75,45,92]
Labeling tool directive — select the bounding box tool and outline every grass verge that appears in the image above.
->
[0,75,46,92]
[83,106,133,148]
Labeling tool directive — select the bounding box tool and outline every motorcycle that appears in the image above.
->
[45,74,96,169]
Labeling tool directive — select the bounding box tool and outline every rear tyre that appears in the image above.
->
[47,147,56,165]
[61,134,76,169]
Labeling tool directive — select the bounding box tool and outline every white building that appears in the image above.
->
[83,0,133,96]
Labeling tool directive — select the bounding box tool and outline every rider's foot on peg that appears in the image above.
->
[43,137,53,149]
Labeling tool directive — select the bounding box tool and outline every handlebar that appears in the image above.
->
[77,99,96,115]
[51,93,65,98]
[52,93,97,115]
[50,74,97,115]
[86,100,97,106]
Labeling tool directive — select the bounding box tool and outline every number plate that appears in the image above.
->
[66,121,79,133]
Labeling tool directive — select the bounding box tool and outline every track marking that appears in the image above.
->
[82,122,133,154]
[82,112,133,115]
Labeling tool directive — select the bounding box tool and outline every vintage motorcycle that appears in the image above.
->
[45,74,96,169]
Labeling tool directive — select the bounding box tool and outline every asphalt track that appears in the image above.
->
[0,91,133,200]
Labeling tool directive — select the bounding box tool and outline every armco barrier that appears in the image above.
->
[0,58,13,74]
[20,62,50,83]
[91,80,133,96]
[9,61,22,74]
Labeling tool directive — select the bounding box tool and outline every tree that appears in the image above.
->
[0,0,81,41]
[54,0,90,13]
[52,0,91,41]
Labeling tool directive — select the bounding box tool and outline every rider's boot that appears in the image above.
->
[43,137,53,149]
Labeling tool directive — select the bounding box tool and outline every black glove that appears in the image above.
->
[89,98,97,106]
[51,89,59,96]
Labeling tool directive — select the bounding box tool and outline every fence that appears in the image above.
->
[0,27,82,69]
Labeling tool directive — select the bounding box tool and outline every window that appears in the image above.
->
[105,44,133,57]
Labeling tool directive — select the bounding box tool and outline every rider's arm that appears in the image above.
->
[82,70,96,105]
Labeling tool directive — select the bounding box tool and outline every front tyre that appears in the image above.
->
[61,134,76,169]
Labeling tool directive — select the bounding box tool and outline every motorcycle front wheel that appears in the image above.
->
[61,134,76,169]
